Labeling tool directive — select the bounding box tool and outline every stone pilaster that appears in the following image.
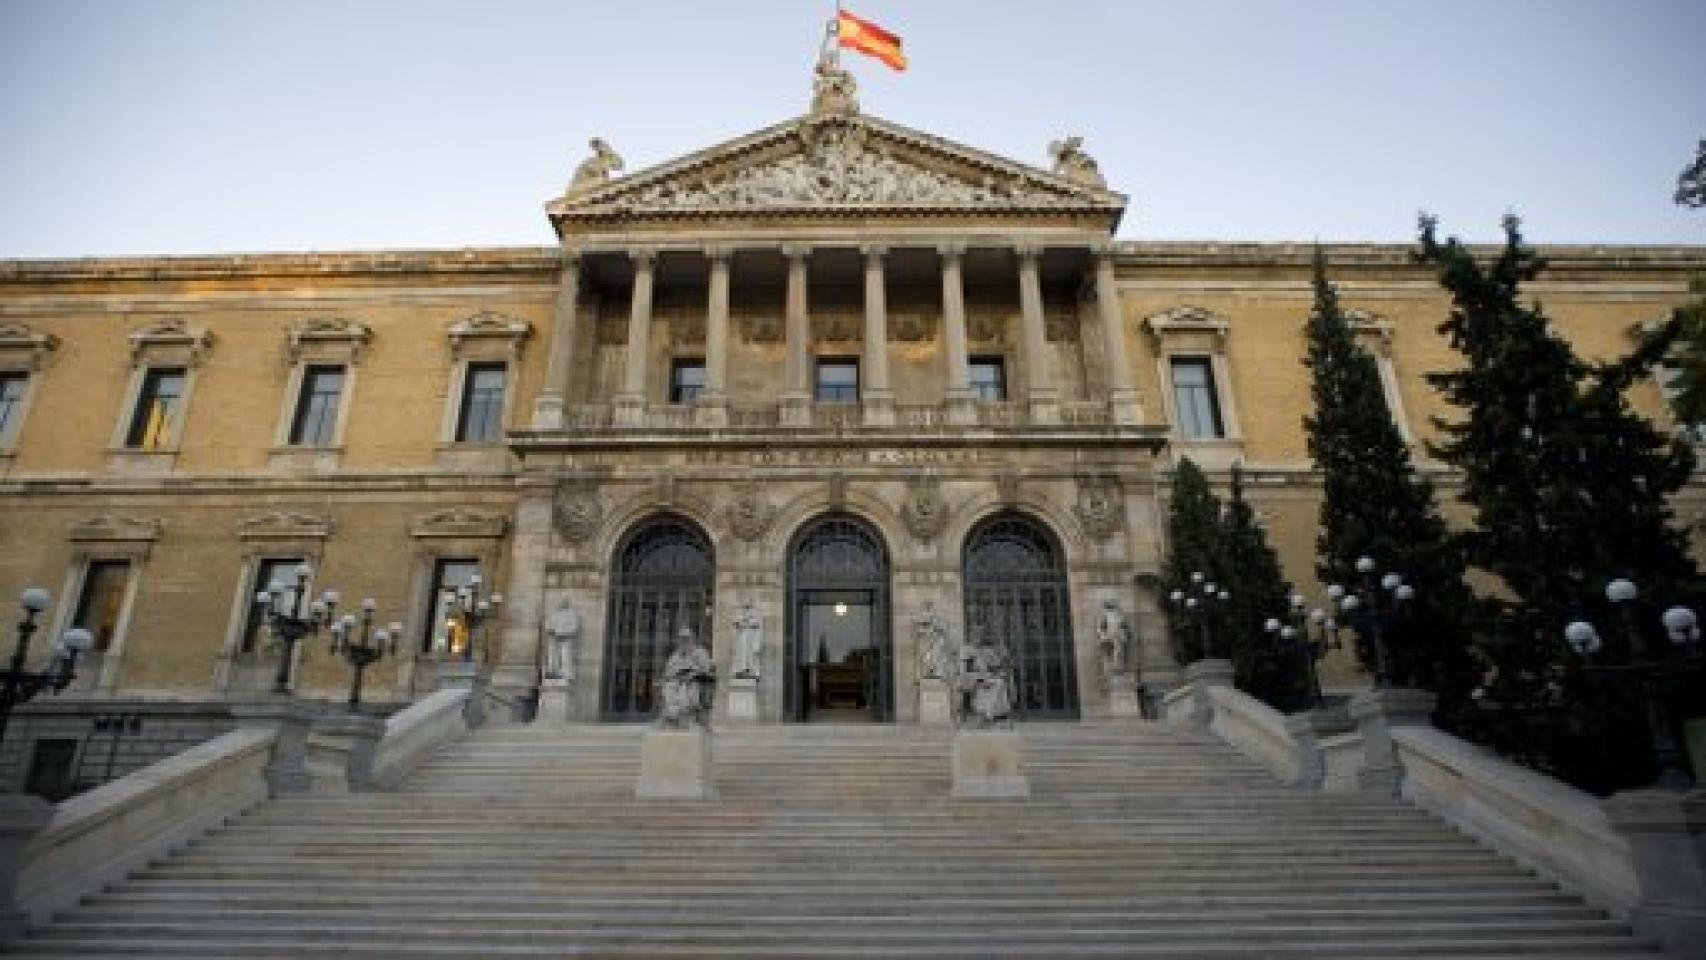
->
[1093,247,1141,425]
[861,244,895,426]
[940,243,976,426]
[697,246,731,427]
[1016,244,1059,424]
[530,255,581,429]
[780,244,812,427]
[614,248,655,428]
[490,483,554,717]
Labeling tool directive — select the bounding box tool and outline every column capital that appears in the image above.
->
[1090,241,1119,264]
[703,244,734,265]
[558,246,584,268]
[860,243,889,261]
[937,241,967,261]
[780,243,813,262]
[629,247,658,268]
[1013,242,1043,264]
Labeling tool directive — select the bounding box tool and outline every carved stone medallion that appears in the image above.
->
[725,483,775,543]
[1075,474,1124,541]
[901,475,949,542]
[553,482,603,544]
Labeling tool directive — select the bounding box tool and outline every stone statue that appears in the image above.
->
[1096,598,1132,679]
[731,599,763,679]
[566,137,624,197]
[658,626,715,729]
[956,625,1015,728]
[543,599,581,680]
[914,600,953,681]
[810,52,860,116]
[1048,135,1107,189]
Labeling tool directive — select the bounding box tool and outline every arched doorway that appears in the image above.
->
[600,514,714,721]
[962,513,1080,720]
[785,514,894,722]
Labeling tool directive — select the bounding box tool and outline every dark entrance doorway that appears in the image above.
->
[962,513,1080,720]
[600,515,714,721]
[785,514,893,722]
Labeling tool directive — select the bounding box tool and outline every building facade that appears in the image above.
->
[2,71,1703,783]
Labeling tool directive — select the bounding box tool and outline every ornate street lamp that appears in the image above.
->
[253,563,339,695]
[328,598,399,710]
[1168,571,1231,660]
[1328,556,1416,687]
[1,587,95,749]
[1563,578,1702,789]
[441,575,502,663]
[1264,591,1342,707]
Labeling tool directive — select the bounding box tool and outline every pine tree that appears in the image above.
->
[1161,457,1223,664]
[1301,249,1480,728]
[1220,464,1308,711]
[1417,215,1701,791]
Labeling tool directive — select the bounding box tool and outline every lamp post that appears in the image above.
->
[1,587,95,751]
[1563,578,1701,789]
[253,563,339,695]
[1168,571,1231,660]
[328,599,399,711]
[1264,591,1342,708]
[441,575,502,663]
[1329,556,1416,687]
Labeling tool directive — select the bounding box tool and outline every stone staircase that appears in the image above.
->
[7,721,1666,957]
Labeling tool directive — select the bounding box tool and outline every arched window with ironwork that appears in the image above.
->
[962,513,1079,720]
[600,514,714,720]
[785,514,893,722]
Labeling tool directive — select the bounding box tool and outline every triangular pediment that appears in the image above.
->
[546,113,1126,232]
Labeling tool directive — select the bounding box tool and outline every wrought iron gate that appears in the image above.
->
[785,514,893,722]
[600,515,714,720]
[962,514,1080,720]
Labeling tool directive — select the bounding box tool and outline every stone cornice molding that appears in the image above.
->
[0,321,60,370]
[70,513,163,543]
[286,317,372,366]
[447,310,533,360]
[1143,306,1232,347]
[1344,308,1396,356]
[409,507,509,540]
[235,509,332,541]
[128,317,214,368]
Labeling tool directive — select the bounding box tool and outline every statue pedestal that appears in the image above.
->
[535,677,571,725]
[1103,674,1141,719]
[919,678,952,725]
[636,728,714,800]
[726,677,759,723]
[952,729,1029,799]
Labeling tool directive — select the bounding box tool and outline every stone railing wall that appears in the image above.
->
[370,688,473,789]
[1205,684,1305,784]
[553,400,1118,433]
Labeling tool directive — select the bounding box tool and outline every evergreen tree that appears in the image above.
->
[1676,137,1706,209]
[1301,249,1481,728]
[1161,457,1223,664]
[1220,464,1308,711]
[1417,215,1700,791]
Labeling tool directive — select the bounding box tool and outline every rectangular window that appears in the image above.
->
[1170,357,1225,439]
[422,558,480,655]
[73,560,131,653]
[815,358,859,403]
[0,371,27,444]
[455,362,508,442]
[288,365,345,446]
[24,738,80,802]
[969,356,1008,402]
[669,359,707,404]
[240,557,305,653]
[124,368,186,450]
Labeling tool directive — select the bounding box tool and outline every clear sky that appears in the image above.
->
[0,0,1701,259]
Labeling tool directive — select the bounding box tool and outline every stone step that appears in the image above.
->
[2,943,1664,959]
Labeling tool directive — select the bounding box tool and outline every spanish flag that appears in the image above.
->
[837,9,907,72]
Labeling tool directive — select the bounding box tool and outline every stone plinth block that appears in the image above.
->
[535,678,571,725]
[952,729,1030,799]
[1103,675,1141,719]
[1283,704,1355,790]
[918,678,952,725]
[726,677,759,723]
[1606,787,1706,960]
[1350,686,1438,797]
[637,728,715,800]
[230,696,322,796]
[0,793,53,941]
[304,712,386,795]
[437,661,490,727]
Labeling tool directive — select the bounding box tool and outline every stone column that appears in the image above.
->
[780,244,812,427]
[697,246,731,427]
[940,243,976,426]
[1016,244,1059,424]
[861,244,895,426]
[490,481,554,718]
[613,248,656,428]
[531,254,582,430]
[1093,246,1142,425]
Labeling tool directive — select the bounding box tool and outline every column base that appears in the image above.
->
[693,394,729,428]
[779,393,812,427]
[861,390,896,427]
[1107,389,1143,426]
[612,394,645,427]
[530,392,565,430]
[945,389,978,426]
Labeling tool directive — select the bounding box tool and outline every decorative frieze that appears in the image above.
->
[235,510,332,541]
[409,508,509,540]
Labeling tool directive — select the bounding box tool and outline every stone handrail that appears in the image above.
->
[370,688,472,789]
[1391,725,1639,915]
[1206,684,1304,784]
[14,726,276,927]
